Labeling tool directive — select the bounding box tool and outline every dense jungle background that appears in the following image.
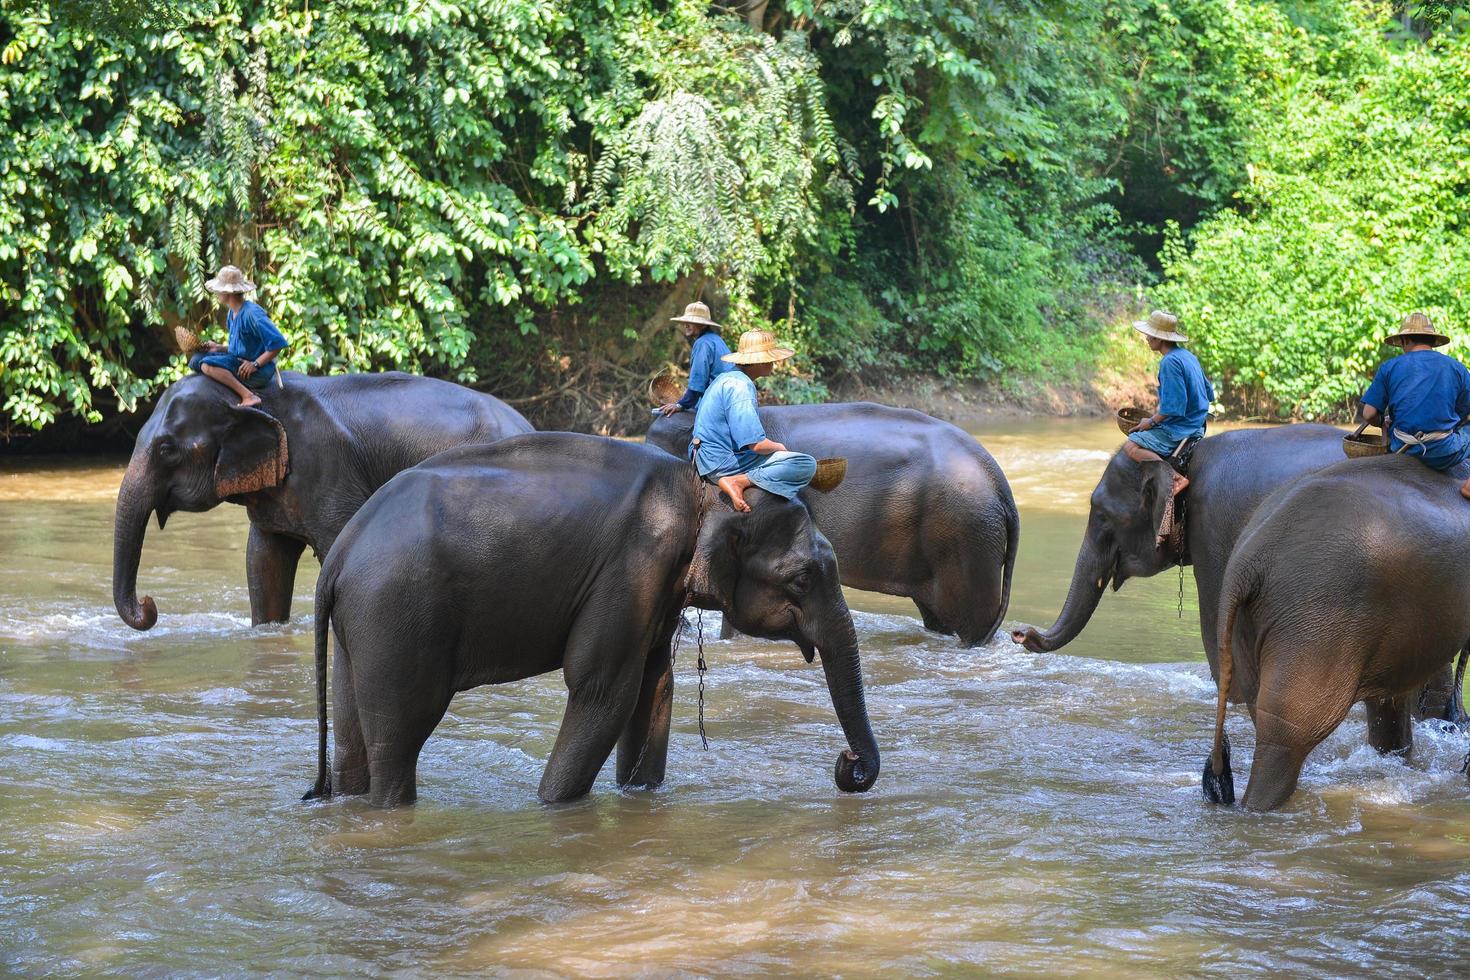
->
[1,0,1466,446]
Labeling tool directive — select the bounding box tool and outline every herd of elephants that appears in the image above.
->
[109,370,1470,815]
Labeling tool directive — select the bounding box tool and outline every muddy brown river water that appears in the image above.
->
[4,418,1470,975]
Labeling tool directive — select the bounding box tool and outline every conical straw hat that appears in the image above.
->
[205,265,256,294]
[721,329,795,365]
[1132,310,1189,344]
[1385,312,1449,348]
[671,302,721,328]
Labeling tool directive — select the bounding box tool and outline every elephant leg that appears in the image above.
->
[348,642,454,808]
[331,645,370,796]
[247,526,306,625]
[1241,665,1356,812]
[616,641,674,790]
[1414,661,1467,726]
[1364,696,1413,756]
[913,598,950,636]
[540,610,647,804]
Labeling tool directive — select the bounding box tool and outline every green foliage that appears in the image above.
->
[1156,5,1470,418]
[2,0,1467,434]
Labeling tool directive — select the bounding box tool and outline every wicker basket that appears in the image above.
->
[173,326,203,355]
[648,373,682,406]
[1343,431,1389,458]
[1115,406,1151,436]
[809,457,848,493]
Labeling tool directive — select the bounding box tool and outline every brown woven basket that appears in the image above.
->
[173,326,203,354]
[1343,431,1389,458]
[1115,406,1151,436]
[809,457,847,493]
[648,373,682,406]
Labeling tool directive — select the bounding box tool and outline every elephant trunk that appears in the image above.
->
[816,598,880,793]
[1012,535,1110,653]
[113,455,159,631]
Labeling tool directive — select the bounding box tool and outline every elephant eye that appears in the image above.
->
[154,439,180,464]
[789,570,811,596]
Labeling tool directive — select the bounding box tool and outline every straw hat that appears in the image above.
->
[205,265,256,294]
[671,302,721,329]
[1385,312,1449,348]
[721,329,795,365]
[1133,310,1189,344]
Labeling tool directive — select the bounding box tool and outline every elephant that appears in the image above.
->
[1011,422,1465,746]
[647,403,1018,646]
[113,371,532,631]
[1203,455,1470,811]
[302,433,879,807]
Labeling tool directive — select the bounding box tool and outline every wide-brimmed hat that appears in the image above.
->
[1385,311,1449,348]
[722,329,795,365]
[1132,310,1189,344]
[205,265,256,294]
[671,302,721,329]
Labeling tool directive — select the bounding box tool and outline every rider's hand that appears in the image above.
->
[1133,417,1154,432]
[658,402,681,417]
[237,359,258,380]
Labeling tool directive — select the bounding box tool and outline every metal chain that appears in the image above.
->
[1177,562,1185,619]
[694,609,709,750]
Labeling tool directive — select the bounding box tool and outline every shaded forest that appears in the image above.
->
[2,0,1467,444]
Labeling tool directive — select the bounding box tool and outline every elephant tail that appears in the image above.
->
[1203,575,1248,806]
[984,495,1021,643]
[302,572,334,801]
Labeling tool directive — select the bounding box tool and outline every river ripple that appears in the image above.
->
[3,419,1468,975]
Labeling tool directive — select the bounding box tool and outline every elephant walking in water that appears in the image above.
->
[1010,423,1465,740]
[649,403,1018,646]
[304,434,879,807]
[112,372,532,631]
[1204,456,1470,811]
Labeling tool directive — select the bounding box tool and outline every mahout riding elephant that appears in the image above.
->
[113,372,532,631]
[1010,424,1342,658]
[1202,455,1470,811]
[303,433,880,807]
[648,403,1018,646]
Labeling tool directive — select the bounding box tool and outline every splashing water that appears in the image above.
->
[2,423,1468,974]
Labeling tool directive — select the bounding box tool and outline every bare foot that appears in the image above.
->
[1171,473,1190,496]
[717,475,752,513]
[1460,478,1470,501]
[239,393,262,409]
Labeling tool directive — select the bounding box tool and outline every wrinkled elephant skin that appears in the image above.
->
[649,403,1018,646]
[1205,456,1470,811]
[113,372,532,631]
[304,434,880,807]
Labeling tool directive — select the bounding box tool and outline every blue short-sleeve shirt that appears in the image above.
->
[676,331,737,409]
[1362,348,1470,450]
[691,371,766,478]
[227,300,288,381]
[1157,347,1214,433]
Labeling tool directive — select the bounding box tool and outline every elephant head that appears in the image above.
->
[1013,451,1179,652]
[114,377,289,630]
[686,486,880,793]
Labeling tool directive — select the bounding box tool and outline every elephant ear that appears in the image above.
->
[1140,460,1175,545]
[214,406,290,498]
[686,507,744,610]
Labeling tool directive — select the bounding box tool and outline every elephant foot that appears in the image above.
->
[1201,733,1235,806]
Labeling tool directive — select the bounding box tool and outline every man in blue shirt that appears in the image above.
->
[190,265,288,408]
[1361,312,1470,499]
[1125,309,1214,497]
[691,329,817,512]
[657,301,737,417]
